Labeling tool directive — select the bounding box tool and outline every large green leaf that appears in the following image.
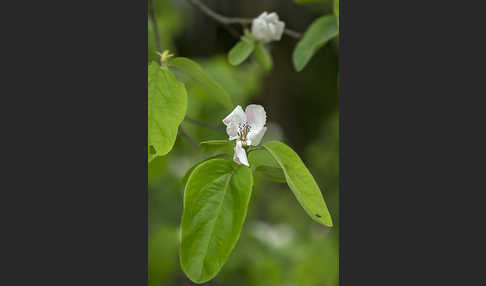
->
[248,149,285,183]
[255,166,286,183]
[293,15,338,72]
[180,159,253,283]
[263,141,333,226]
[228,38,255,66]
[182,154,230,184]
[169,57,233,110]
[253,42,273,71]
[148,62,187,161]
[200,140,234,157]
[248,149,279,169]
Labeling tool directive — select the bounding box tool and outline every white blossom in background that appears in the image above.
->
[251,12,285,43]
[251,221,295,249]
[222,105,267,167]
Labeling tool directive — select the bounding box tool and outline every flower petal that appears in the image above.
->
[226,125,239,139]
[223,105,247,139]
[267,12,279,22]
[233,141,249,166]
[223,105,247,127]
[248,126,267,146]
[273,21,285,41]
[245,104,266,134]
[251,18,268,43]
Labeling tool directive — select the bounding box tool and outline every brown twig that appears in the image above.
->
[186,0,302,39]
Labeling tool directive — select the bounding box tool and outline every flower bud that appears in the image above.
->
[251,12,285,43]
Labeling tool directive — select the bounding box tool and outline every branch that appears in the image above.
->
[188,0,252,25]
[187,0,302,39]
[184,116,224,133]
[179,127,199,150]
[149,0,162,53]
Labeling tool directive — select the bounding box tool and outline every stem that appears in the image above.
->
[179,127,199,150]
[247,146,264,153]
[187,0,302,39]
[284,29,302,39]
[184,116,223,133]
[149,0,162,53]
[188,0,252,25]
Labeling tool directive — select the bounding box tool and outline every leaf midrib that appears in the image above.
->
[263,144,326,221]
[196,172,232,280]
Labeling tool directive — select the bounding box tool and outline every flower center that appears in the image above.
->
[237,122,251,142]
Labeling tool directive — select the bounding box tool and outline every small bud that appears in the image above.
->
[251,12,285,44]
[156,50,174,66]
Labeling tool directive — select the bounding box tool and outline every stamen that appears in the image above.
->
[237,122,251,141]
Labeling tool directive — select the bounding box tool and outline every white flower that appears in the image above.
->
[251,12,285,44]
[222,105,267,167]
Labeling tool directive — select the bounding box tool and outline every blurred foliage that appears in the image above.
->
[149,0,338,285]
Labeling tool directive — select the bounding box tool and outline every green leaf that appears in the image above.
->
[169,57,233,110]
[200,140,234,157]
[180,159,253,283]
[182,154,230,184]
[228,38,255,66]
[293,15,338,72]
[255,166,286,183]
[248,149,285,183]
[253,42,273,71]
[263,141,333,226]
[248,149,279,169]
[334,0,340,27]
[148,145,156,162]
[148,62,187,161]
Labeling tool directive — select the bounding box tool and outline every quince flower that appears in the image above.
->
[251,12,285,44]
[222,105,267,167]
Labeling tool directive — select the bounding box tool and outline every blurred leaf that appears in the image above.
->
[334,0,340,27]
[228,38,255,66]
[255,166,286,183]
[169,57,233,110]
[200,140,234,157]
[197,56,263,105]
[148,155,167,184]
[290,234,339,286]
[253,43,273,71]
[293,15,338,72]
[148,225,179,286]
[263,141,333,226]
[148,62,187,161]
[180,159,253,283]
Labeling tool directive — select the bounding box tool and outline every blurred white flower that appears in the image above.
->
[251,221,295,248]
[222,105,267,167]
[251,12,285,43]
